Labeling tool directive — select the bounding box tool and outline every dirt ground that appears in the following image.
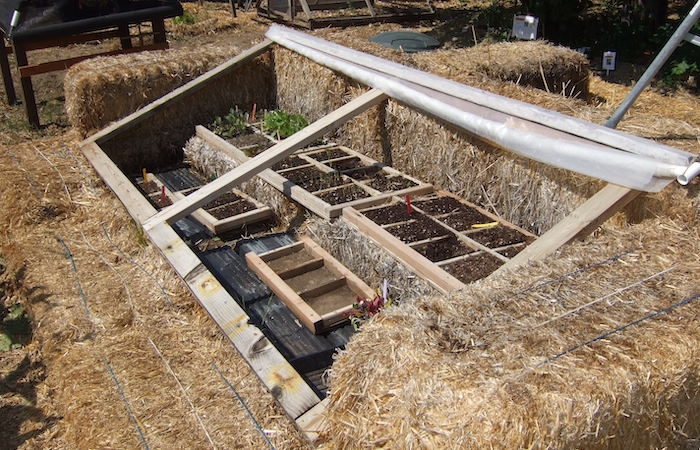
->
[0,2,698,449]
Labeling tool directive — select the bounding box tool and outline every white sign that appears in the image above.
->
[512,15,539,40]
[602,51,617,71]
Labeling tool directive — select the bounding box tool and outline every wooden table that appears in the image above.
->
[0,1,182,127]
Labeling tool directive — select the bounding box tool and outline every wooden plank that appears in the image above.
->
[148,221,320,418]
[277,257,325,280]
[212,207,273,234]
[82,39,275,146]
[298,277,346,298]
[301,236,375,299]
[494,184,640,273]
[246,251,324,333]
[296,397,329,444]
[19,42,168,77]
[81,142,156,223]
[259,241,306,262]
[144,89,388,229]
[342,207,463,293]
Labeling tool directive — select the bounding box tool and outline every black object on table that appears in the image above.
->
[0,0,183,127]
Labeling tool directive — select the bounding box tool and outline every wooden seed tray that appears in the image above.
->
[145,172,273,234]
[343,191,537,293]
[245,236,375,334]
[196,125,433,220]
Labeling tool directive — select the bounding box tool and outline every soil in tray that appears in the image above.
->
[368,173,418,192]
[469,226,532,248]
[298,172,348,192]
[305,285,355,316]
[415,196,473,215]
[285,266,338,294]
[443,252,504,284]
[272,156,308,171]
[441,209,493,231]
[267,248,315,273]
[499,245,526,258]
[325,157,362,171]
[228,133,274,156]
[318,185,371,205]
[205,200,256,219]
[362,203,415,225]
[412,236,473,262]
[342,164,382,180]
[385,216,451,243]
[284,166,325,184]
[149,193,172,208]
[307,148,349,161]
[202,192,244,210]
[138,180,160,195]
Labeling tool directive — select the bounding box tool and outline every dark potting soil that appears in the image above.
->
[228,133,274,156]
[206,199,257,219]
[385,216,451,243]
[412,236,473,262]
[298,172,348,192]
[325,157,362,172]
[202,192,244,210]
[318,185,371,205]
[362,203,415,225]
[138,180,159,195]
[272,156,308,171]
[341,164,382,180]
[308,148,349,161]
[469,226,531,248]
[440,209,493,231]
[443,252,504,284]
[368,174,417,192]
[149,193,172,208]
[498,245,525,258]
[414,196,467,215]
[284,166,325,184]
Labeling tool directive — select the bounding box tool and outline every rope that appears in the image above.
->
[102,357,151,450]
[211,361,276,450]
[100,224,172,305]
[537,292,700,368]
[511,249,636,298]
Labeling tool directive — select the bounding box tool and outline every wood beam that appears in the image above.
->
[494,184,640,273]
[143,88,388,229]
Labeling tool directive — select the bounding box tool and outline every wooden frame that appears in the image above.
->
[342,191,537,292]
[146,172,274,234]
[246,237,375,334]
[196,125,434,220]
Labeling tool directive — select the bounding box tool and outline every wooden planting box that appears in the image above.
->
[343,191,537,293]
[196,125,433,220]
[245,236,375,334]
[140,171,273,234]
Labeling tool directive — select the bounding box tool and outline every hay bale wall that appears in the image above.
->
[322,218,700,447]
[65,44,242,137]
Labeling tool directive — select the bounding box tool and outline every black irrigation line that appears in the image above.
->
[509,249,637,298]
[102,357,151,450]
[537,292,700,368]
[100,224,173,305]
[56,234,94,321]
[211,361,276,450]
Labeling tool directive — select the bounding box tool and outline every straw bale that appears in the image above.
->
[167,2,237,37]
[65,43,241,137]
[322,217,700,447]
[0,135,307,448]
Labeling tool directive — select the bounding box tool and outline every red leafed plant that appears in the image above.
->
[348,294,391,330]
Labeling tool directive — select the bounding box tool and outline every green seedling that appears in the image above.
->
[263,110,308,139]
[173,12,196,25]
[211,108,247,138]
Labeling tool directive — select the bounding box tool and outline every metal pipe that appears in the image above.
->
[605,0,700,128]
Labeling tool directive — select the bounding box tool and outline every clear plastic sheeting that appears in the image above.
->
[266,25,697,192]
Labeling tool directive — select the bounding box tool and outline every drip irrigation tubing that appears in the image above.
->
[211,361,276,450]
[537,292,700,368]
[55,234,94,322]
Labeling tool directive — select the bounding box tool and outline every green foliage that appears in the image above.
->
[0,303,31,351]
[211,108,248,138]
[173,11,196,25]
[662,59,700,91]
[263,110,309,139]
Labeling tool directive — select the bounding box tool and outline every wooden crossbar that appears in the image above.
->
[143,88,388,229]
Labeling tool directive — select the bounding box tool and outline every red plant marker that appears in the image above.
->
[251,103,257,121]
[160,185,166,204]
[405,194,412,214]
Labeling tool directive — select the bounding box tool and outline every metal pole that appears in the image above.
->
[605,0,700,129]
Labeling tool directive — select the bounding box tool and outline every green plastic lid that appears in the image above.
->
[368,31,440,53]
